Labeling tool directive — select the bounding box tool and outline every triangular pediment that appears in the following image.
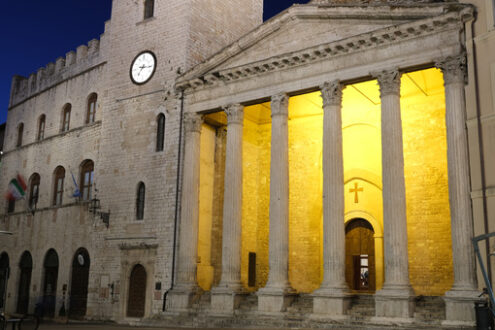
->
[177,2,468,88]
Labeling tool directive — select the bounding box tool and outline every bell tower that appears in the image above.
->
[93,0,263,319]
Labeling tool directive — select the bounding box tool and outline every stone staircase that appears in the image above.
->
[348,294,375,322]
[285,294,313,320]
[413,296,445,326]
[150,292,462,330]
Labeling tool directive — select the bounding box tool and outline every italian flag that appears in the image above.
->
[6,174,27,201]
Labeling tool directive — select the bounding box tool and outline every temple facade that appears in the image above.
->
[0,0,494,328]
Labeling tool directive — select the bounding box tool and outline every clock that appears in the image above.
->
[130,51,157,85]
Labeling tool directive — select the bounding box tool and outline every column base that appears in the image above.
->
[257,285,295,314]
[374,285,414,319]
[442,287,480,326]
[312,286,352,316]
[210,283,244,315]
[165,284,199,313]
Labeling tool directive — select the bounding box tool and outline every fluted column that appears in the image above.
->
[436,55,479,325]
[258,93,292,313]
[211,104,244,313]
[313,81,351,317]
[166,112,203,312]
[373,69,414,319]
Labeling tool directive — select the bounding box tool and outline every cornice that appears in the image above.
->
[176,8,472,92]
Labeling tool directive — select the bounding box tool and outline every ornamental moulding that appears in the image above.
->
[175,9,471,92]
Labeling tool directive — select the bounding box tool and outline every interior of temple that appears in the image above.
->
[196,67,453,296]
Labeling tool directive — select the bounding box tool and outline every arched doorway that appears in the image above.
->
[0,252,9,311]
[69,248,90,319]
[345,219,376,292]
[43,249,59,318]
[127,264,146,317]
[17,251,32,314]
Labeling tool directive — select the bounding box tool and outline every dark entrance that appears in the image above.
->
[345,218,376,292]
[127,264,146,317]
[0,252,9,311]
[69,248,90,319]
[43,249,59,318]
[17,251,32,314]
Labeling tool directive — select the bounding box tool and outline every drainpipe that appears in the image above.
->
[465,6,492,284]
[163,89,185,311]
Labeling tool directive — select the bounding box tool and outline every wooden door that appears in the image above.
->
[17,252,32,314]
[43,250,59,318]
[0,253,9,310]
[127,264,146,317]
[69,249,90,319]
[345,219,376,292]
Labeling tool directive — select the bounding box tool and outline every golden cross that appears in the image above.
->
[349,182,363,203]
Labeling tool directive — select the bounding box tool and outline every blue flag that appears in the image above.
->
[71,171,81,198]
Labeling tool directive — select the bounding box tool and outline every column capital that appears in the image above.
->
[184,112,203,133]
[435,54,467,85]
[320,80,343,108]
[223,103,244,124]
[372,69,401,96]
[271,93,289,117]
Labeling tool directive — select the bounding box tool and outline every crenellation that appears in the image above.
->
[76,44,89,63]
[55,57,66,73]
[88,39,100,55]
[45,62,55,76]
[65,50,76,66]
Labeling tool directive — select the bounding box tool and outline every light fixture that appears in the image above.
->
[88,197,110,228]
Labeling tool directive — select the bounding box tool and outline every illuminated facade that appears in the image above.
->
[1,0,494,328]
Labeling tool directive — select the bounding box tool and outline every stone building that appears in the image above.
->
[0,0,494,328]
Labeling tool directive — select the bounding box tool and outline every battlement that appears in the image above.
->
[9,21,110,109]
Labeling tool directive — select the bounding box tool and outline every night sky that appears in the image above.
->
[0,0,311,125]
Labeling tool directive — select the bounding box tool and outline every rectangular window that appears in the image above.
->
[38,120,45,140]
[63,109,70,132]
[29,184,39,209]
[7,200,15,213]
[55,177,64,206]
[88,102,95,123]
[82,170,94,200]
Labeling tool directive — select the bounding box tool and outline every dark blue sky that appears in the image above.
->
[0,1,310,125]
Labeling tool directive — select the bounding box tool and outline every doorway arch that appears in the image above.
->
[127,264,147,317]
[17,251,32,314]
[345,218,376,292]
[69,248,90,319]
[0,252,9,310]
[43,249,59,318]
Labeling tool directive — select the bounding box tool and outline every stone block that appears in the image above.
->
[313,295,351,316]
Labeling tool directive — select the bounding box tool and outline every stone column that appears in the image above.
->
[436,55,479,326]
[312,81,351,317]
[166,112,203,312]
[258,93,293,313]
[211,104,244,314]
[372,69,414,319]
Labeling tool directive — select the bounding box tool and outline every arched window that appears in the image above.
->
[136,182,145,220]
[144,0,154,19]
[53,166,65,206]
[38,115,46,141]
[29,173,40,209]
[62,104,71,132]
[86,93,97,124]
[156,113,165,152]
[17,123,24,147]
[80,160,94,201]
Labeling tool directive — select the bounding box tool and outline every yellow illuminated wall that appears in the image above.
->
[197,124,216,290]
[287,94,324,292]
[241,104,271,290]
[197,68,453,296]
[401,69,453,295]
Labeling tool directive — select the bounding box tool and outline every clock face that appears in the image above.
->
[130,51,157,84]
